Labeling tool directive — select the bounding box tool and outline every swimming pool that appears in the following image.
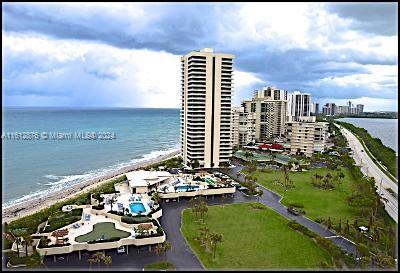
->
[129,202,146,214]
[176,185,200,192]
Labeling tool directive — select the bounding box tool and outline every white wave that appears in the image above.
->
[43,174,61,180]
[3,146,180,209]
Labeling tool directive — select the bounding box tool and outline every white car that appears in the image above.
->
[117,246,125,254]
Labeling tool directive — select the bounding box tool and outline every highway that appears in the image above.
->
[334,123,398,223]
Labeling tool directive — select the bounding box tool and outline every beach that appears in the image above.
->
[2,149,180,224]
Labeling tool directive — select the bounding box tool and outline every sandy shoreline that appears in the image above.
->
[2,149,180,223]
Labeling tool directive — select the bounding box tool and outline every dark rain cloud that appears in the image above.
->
[326,2,398,36]
[2,2,398,107]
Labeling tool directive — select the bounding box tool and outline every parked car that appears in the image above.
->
[287,207,300,216]
[117,246,125,254]
[361,150,364,152]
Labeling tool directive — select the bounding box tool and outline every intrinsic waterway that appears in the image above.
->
[337,117,398,152]
[2,107,180,208]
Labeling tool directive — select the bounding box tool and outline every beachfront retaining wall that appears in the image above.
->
[159,187,235,199]
[35,233,166,256]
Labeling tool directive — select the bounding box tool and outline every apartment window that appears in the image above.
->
[251,103,256,113]
[260,114,268,122]
[274,90,279,100]
[261,103,267,112]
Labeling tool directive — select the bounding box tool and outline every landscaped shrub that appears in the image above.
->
[108,211,124,216]
[87,237,121,244]
[287,220,315,238]
[287,202,304,208]
[121,216,152,224]
[45,209,83,232]
[92,204,105,210]
[38,242,71,248]
[315,217,325,224]
[136,229,164,239]
[249,203,266,210]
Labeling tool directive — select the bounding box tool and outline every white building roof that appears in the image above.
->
[126,170,173,188]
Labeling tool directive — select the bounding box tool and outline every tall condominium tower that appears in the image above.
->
[322,103,336,116]
[180,48,234,168]
[356,104,364,114]
[242,86,287,142]
[287,91,311,122]
[313,102,319,114]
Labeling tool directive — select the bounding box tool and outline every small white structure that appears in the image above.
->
[358,226,369,233]
[126,170,173,193]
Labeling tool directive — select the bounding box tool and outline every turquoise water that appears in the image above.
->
[2,107,180,208]
[337,118,398,152]
[129,202,146,214]
[176,185,200,192]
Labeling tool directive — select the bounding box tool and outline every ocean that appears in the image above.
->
[2,107,180,208]
[337,117,398,152]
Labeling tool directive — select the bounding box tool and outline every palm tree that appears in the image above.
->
[210,232,223,259]
[198,226,210,249]
[220,194,226,207]
[22,234,33,257]
[257,189,264,201]
[103,255,112,267]
[199,201,208,221]
[244,151,252,161]
[154,241,172,261]
[345,219,350,235]
[163,241,172,258]
[153,192,160,205]
[283,166,291,189]
[109,195,117,212]
[3,231,20,256]
[326,217,332,230]
[154,243,163,262]
[88,251,104,268]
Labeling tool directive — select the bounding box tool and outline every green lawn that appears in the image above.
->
[75,222,130,243]
[249,167,358,222]
[181,202,332,269]
[144,261,176,271]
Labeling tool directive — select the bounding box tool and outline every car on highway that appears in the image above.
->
[287,207,300,216]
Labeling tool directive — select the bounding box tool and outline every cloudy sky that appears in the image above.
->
[2,2,398,111]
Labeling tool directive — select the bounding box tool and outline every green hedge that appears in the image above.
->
[45,208,83,232]
[87,237,120,244]
[92,204,105,210]
[336,121,397,178]
[287,220,315,238]
[144,261,176,271]
[121,215,153,224]
[145,156,183,170]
